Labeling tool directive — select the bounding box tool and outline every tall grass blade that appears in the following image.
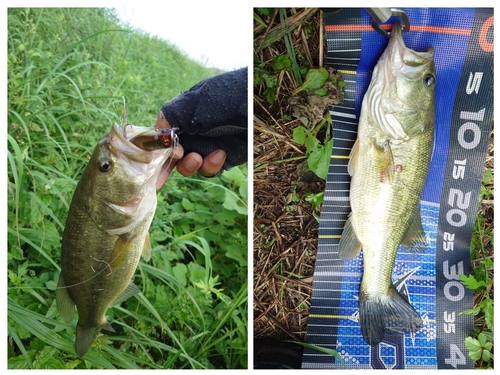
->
[134,293,204,369]
[280,8,303,86]
[7,323,32,368]
[8,227,60,270]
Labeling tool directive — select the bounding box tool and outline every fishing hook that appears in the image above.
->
[366,8,410,37]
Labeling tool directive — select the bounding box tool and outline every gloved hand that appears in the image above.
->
[154,111,227,190]
[160,67,248,170]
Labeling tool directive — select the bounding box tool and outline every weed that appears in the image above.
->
[292,122,333,180]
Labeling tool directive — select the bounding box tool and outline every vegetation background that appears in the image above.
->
[7,8,248,369]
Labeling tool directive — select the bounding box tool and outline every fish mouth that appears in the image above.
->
[389,22,435,78]
[110,123,178,151]
[123,124,179,151]
[365,21,436,142]
[107,123,176,164]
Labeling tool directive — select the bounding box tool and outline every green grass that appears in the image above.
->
[8,8,247,369]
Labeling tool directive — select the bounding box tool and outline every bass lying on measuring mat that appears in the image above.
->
[338,21,436,346]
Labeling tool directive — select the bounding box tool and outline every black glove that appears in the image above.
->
[161,67,248,170]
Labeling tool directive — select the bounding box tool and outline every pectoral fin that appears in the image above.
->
[338,215,362,260]
[142,232,152,261]
[110,233,136,269]
[347,139,360,176]
[401,205,427,253]
[374,139,395,184]
[55,274,75,323]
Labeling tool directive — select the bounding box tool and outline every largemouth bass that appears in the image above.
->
[56,123,177,356]
[338,22,436,346]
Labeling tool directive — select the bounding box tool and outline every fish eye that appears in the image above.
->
[424,74,435,87]
[98,157,113,173]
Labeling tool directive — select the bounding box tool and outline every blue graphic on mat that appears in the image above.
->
[334,202,438,368]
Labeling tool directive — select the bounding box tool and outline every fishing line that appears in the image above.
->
[156,151,176,184]
[154,129,178,185]
[9,228,138,293]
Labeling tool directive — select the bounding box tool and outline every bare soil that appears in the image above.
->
[253,8,334,341]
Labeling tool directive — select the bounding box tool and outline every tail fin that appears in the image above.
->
[358,284,423,346]
[75,320,114,357]
[76,325,99,357]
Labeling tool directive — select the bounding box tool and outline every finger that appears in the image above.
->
[198,149,226,177]
[175,152,203,177]
[155,111,170,129]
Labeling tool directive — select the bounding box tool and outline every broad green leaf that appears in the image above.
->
[483,298,494,330]
[263,86,277,104]
[314,88,327,96]
[292,68,329,95]
[459,273,487,291]
[188,262,207,285]
[460,306,481,316]
[172,263,187,286]
[271,54,291,71]
[307,138,333,180]
[224,244,247,267]
[478,332,488,347]
[8,354,32,369]
[293,126,320,155]
[482,349,491,362]
[223,191,247,215]
[293,126,307,144]
[181,198,195,211]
